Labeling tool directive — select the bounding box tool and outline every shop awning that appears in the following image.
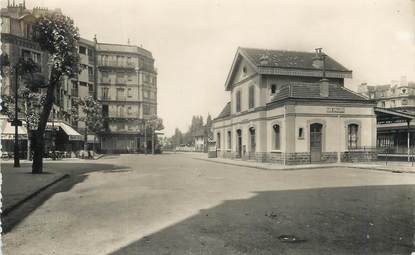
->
[58,122,84,141]
[0,118,28,140]
[46,121,84,141]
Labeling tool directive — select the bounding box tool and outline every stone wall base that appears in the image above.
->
[341,151,377,163]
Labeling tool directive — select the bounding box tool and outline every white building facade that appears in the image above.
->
[212,48,377,165]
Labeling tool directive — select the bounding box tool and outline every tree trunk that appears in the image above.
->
[27,131,31,160]
[32,130,44,173]
[32,71,59,174]
[84,124,88,151]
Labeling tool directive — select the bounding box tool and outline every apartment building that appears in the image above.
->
[0,3,158,155]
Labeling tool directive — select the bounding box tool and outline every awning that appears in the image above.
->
[58,122,84,141]
[46,121,84,141]
[0,118,28,140]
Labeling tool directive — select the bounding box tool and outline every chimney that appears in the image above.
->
[320,79,329,97]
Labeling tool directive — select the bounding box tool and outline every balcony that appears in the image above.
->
[98,61,136,70]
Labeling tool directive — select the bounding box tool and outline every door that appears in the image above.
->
[237,129,242,158]
[310,123,323,163]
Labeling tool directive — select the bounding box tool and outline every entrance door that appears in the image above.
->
[237,129,242,158]
[310,123,323,163]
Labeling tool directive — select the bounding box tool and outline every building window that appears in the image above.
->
[118,106,125,117]
[273,124,280,150]
[249,127,256,152]
[402,89,407,94]
[127,88,132,98]
[101,87,109,100]
[242,66,247,74]
[236,90,241,112]
[117,122,125,130]
[79,46,87,55]
[227,131,232,149]
[380,101,386,108]
[402,99,408,105]
[298,127,304,139]
[347,124,359,149]
[88,84,94,95]
[87,48,93,57]
[391,100,396,107]
[143,104,150,115]
[116,88,125,100]
[217,132,221,149]
[270,84,277,94]
[249,86,255,109]
[127,106,132,115]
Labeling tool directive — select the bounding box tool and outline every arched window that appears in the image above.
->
[348,124,359,149]
[249,127,256,152]
[273,124,280,150]
[217,132,221,149]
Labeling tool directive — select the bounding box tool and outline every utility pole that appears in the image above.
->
[52,108,56,160]
[151,126,155,155]
[144,120,147,155]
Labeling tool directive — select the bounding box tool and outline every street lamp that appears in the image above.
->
[51,108,56,160]
[11,63,22,167]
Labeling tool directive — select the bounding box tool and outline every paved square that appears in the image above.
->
[3,154,415,254]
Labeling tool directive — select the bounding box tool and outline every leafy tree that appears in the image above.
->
[0,58,45,160]
[72,96,103,153]
[31,13,80,173]
[146,117,164,154]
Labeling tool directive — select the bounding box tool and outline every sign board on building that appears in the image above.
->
[327,107,345,113]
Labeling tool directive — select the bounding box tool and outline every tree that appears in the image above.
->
[31,13,80,173]
[146,117,164,154]
[0,58,45,161]
[77,96,103,154]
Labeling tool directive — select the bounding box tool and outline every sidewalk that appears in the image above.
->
[1,157,115,216]
[1,164,69,216]
[190,153,415,173]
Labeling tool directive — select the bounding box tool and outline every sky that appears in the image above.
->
[5,0,415,136]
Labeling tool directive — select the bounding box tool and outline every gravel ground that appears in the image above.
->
[2,153,415,255]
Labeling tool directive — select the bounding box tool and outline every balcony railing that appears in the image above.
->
[98,61,136,69]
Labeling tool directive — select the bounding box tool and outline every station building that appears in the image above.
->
[212,47,377,165]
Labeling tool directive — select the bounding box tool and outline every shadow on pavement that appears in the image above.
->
[108,184,415,255]
[2,162,129,233]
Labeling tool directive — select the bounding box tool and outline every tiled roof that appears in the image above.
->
[240,47,350,72]
[271,82,369,102]
[215,102,231,120]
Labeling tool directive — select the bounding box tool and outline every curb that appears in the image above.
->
[2,174,70,217]
[193,158,415,173]
[193,158,340,171]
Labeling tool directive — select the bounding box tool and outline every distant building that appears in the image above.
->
[96,42,158,153]
[358,77,415,158]
[212,47,377,165]
[193,129,205,152]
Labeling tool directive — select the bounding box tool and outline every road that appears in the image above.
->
[2,153,415,255]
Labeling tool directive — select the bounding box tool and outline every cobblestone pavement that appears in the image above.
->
[2,153,415,255]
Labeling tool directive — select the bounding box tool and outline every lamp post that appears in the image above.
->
[52,108,56,160]
[12,64,22,167]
